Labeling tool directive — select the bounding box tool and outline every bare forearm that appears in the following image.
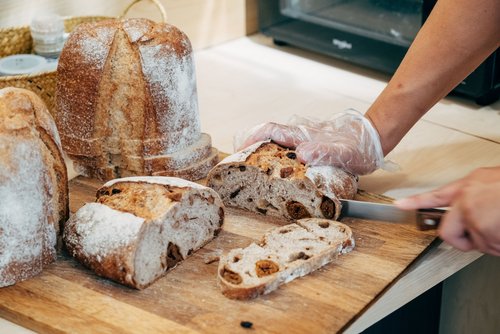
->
[366,0,500,155]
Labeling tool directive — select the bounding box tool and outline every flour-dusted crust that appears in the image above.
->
[0,88,69,287]
[217,218,354,299]
[63,176,225,289]
[207,142,357,221]
[56,18,218,181]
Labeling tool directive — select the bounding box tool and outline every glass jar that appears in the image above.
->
[30,14,65,58]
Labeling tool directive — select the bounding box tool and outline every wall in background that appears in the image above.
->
[0,0,259,50]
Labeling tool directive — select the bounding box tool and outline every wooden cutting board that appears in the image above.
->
[0,175,437,334]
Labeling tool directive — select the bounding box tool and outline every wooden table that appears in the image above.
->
[0,175,440,333]
[2,34,500,333]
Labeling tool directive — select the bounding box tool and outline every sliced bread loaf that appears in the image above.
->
[56,18,218,181]
[218,218,354,299]
[207,141,357,221]
[63,176,224,289]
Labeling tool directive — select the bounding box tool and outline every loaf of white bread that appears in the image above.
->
[55,18,218,181]
[218,218,354,299]
[63,176,224,289]
[0,87,69,287]
[207,141,358,221]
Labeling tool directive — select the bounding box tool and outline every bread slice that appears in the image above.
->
[128,133,214,172]
[217,218,354,299]
[63,176,224,289]
[207,141,357,221]
[71,134,218,181]
[151,147,219,180]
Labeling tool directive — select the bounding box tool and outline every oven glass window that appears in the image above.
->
[280,0,423,46]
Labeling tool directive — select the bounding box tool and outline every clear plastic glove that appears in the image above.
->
[234,109,386,175]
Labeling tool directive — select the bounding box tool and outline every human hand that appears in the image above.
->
[234,110,385,175]
[395,167,500,256]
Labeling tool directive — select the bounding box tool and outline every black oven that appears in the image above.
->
[259,0,499,105]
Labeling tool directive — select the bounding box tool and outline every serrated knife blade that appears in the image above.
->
[339,199,445,231]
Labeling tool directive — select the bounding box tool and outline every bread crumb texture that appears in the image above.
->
[218,218,354,299]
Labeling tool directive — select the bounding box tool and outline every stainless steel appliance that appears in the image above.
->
[259,0,499,105]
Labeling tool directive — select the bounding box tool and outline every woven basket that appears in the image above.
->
[0,0,167,117]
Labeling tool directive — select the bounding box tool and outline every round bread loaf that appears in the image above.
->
[55,18,218,181]
[0,87,69,287]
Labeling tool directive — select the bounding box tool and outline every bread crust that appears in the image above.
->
[207,141,357,221]
[63,176,224,289]
[56,18,217,181]
[0,88,68,287]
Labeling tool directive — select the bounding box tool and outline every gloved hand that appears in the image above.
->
[234,109,385,175]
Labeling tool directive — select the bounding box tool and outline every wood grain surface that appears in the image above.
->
[0,175,437,334]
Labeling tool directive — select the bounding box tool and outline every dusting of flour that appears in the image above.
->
[122,18,153,43]
[138,33,201,154]
[67,203,144,260]
[75,25,116,67]
[305,166,356,199]
[0,138,47,286]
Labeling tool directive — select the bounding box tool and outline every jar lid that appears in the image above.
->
[30,14,64,35]
[0,54,47,76]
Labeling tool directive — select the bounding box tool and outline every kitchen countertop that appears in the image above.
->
[2,34,500,333]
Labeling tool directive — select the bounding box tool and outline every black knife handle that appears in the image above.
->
[416,208,446,230]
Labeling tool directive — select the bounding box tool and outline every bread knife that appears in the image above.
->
[339,199,446,230]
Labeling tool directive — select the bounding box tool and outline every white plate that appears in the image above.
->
[0,54,47,76]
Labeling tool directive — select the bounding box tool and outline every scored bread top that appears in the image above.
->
[56,18,201,158]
